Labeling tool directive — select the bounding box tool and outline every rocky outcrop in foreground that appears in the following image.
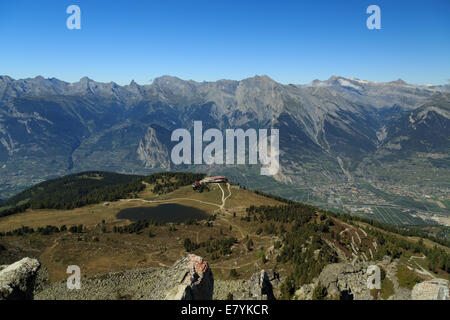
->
[317,262,372,300]
[33,253,280,300]
[0,257,40,300]
[165,254,213,300]
[295,259,449,300]
[6,255,448,300]
[35,254,214,300]
[294,260,406,300]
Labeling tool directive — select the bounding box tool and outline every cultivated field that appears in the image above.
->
[363,206,426,226]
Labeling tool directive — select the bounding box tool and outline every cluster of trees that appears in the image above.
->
[203,237,237,256]
[112,220,155,234]
[68,225,84,233]
[184,218,200,226]
[152,183,176,195]
[279,224,338,296]
[245,203,338,298]
[183,236,238,259]
[0,171,209,216]
[0,203,29,218]
[193,183,209,193]
[1,171,145,211]
[426,246,449,273]
[144,172,206,195]
[183,238,199,251]
[0,225,36,236]
[246,203,316,224]
[0,224,83,237]
[37,225,60,235]
[252,222,288,236]
[229,269,238,278]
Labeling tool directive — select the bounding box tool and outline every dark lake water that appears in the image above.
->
[116,203,209,223]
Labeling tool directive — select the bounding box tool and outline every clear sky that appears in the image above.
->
[0,0,449,85]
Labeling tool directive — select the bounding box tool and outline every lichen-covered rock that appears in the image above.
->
[221,269,279,300]
[411,279,449,300]
[165,254,213,300]
[247,270,276,300]
[35,254,213,300]
[0,257,40,300]
[317,262,372,300]
[295,283,316,300]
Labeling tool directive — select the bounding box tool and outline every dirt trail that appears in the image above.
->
[122,182,232,211]
[145,251,170,268]
[211,258,260,270]
[409,254,435,278]
[409,254,426,261]
[219,217,246,239]
[120,197,221,208]
[218,183,232,210]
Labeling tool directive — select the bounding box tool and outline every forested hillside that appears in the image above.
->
[0,171,206,216]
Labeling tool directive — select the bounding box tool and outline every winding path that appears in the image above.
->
[218,183,232,210]
[120,197,221,208]
[121,182,233,211]
[409,254,435,278]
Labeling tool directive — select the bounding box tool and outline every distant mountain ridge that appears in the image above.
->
[0,74,449,222]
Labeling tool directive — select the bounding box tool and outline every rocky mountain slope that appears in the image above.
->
[0,75,448,222]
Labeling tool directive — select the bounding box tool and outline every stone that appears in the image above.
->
[247,270,276,300]
[317,262,372,300]
[165,254,213,300]
[0,257,40,300]
[411,279,449,300]
[295,283,315,300]
[226,270,278,300]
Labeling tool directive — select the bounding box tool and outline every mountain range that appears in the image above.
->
[0,74,449,223]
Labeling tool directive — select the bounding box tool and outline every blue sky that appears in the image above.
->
[0,0,449,85]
